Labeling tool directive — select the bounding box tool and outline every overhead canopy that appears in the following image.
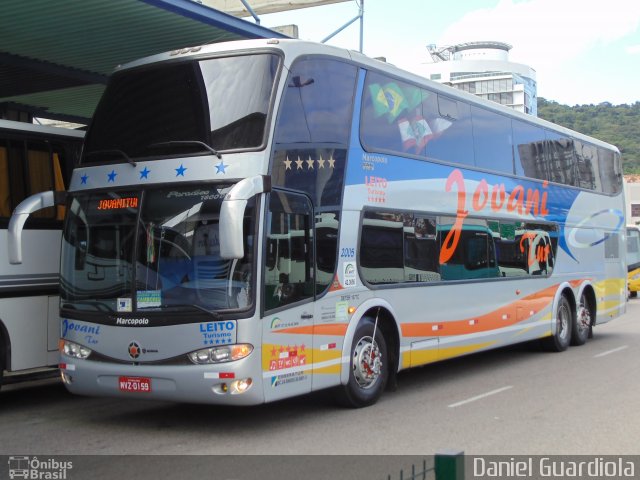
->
[0,0,286,124]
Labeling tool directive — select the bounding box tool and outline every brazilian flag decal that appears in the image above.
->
[369,82,409,122]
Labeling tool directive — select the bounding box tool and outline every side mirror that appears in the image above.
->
[219,176,270,259]
[8,191,66,264]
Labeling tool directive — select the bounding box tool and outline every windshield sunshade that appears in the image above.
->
[83,53,280,162]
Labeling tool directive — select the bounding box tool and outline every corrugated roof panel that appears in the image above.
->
[0,0,284,121]
[4,85,107,122]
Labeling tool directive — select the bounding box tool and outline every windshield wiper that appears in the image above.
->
[148,141,222,159]
[85,149,137,167]
[61,300,115,313]
[159,303,222,320]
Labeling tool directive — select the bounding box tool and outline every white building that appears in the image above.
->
[414,41,538,115]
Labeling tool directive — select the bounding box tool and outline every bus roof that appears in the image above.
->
[115,38,618,154]
[0,119,85,139]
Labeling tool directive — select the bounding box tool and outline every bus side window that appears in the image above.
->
[27,143,57,219]
[0,145,9,217]
[274,58,357,145]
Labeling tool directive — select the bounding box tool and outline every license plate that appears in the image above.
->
[118,376,151,393]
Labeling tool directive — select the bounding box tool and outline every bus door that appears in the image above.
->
[262,190,315,401]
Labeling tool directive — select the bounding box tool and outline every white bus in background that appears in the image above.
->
[0,119,83,388]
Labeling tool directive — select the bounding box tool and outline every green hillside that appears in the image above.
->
[537,98,640,173]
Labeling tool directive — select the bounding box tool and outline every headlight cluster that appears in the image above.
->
[59,339,92,359]
[631,273,640,280]
[188,344,253,365]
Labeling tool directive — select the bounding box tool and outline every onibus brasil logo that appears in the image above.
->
[8,456,73,479]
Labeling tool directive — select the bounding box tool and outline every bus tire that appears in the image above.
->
[337,317,388,408]
[572,292,592,346]
[542,295,572,352]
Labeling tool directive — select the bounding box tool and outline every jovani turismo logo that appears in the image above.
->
[7,456,73,479]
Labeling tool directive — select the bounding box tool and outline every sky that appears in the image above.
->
[259,0,640,106]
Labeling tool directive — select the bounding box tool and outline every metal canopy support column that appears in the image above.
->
[321,0,363,52]
[239,0,260,24]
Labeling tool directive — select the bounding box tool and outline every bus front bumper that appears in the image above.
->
[59,354,265,405]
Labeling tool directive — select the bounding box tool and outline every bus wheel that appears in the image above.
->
[572,293,592,346]
[338,317,388,408]
[542,295,572,352]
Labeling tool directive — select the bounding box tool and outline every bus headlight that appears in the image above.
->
[631,273,640,280]
[188,344,253,364]
[59,339,92,359]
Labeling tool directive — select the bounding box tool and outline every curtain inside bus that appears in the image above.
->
[53,152,66,220]
[27,149,55,219]
[0,147,9,217]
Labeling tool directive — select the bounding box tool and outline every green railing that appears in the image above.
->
[386,451,464,480]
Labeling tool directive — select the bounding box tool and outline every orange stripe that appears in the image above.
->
[401,284,559,337]
[273,323,349,336]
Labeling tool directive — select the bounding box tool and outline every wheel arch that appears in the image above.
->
[340,298,400,387]
[551,282,577,329]
[576,282,597,326]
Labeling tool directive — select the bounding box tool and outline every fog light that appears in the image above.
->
[230,378,252,395]
[60,371,73,385]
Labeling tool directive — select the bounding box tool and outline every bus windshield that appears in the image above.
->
[82,53,280,162]
[60,185,255,314]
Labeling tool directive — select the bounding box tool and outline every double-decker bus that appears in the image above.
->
[8,39,626,407]
[0,119,83,388]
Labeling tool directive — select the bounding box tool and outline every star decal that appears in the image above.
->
[295,156,304,170]
[328,155,336,169]
[306,156,315,170]
[283,156,292,170]
[80,174,88,184]
[317,155,326,169]
[139,167,150,179]
[175,164,187,177]
[215,161,227,174]
[107,170,117,182]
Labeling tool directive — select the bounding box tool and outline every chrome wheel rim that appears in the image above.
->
[558,302,570,340]
[352,335,382,389]
[577,297,591,334]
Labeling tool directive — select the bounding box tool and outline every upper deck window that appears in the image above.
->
[274,58,357,145]
[83,53,280,163]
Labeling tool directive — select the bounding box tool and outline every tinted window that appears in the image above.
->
[361,72,474,166]
[573,140,598,190]
[270,147,347,208]
[513,120,546,179]
[598,148,622,194]
[545,131,577,186]
[471,106,514,173]
[315,211,339,294]
[0,135,76,222]
[491,220,557,277]
[438,217,500,281]
[274,58,357,145]
[425,97,474,166]
[360,210,439,285]
[627,228,640,268]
